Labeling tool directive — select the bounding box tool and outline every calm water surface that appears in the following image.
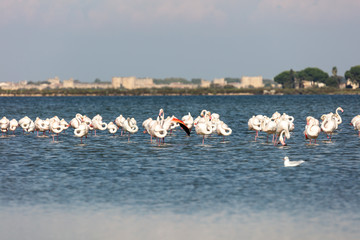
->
[0,95,359,240]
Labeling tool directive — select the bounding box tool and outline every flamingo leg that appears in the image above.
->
[274,135,278,146]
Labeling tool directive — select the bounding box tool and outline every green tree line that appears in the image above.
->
[274,65,360,88]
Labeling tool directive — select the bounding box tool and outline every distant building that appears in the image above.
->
[302,80,326,88]
[112,77,154,89]
[345,79,359,89]
[213,78,227,86]
[240,76,264,88]
[1,75,268,91]
[200,79,211,88]
[47,77,60,85]
[63,78,75,88]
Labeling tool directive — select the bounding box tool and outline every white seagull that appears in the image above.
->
[283,156,305,167]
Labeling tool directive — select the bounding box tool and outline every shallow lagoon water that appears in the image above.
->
[0,95,359,239]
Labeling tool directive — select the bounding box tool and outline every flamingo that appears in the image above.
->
[35,117,50,136]
[195,110,212,144]
[275,117,291,146]
[142,118,153,133]
[261,116,277,143]
[9,119,18,135]
[350,115,360,136]
[19,116,32,133]
[107,122,118,135]
[304,116,321,144]
[150,116,167,144]
[91,114,108,136]
[0,117,10,136]
[59,119,69,132]
[182,112,194,133]
[320,114,337,141]
[26,120,36,133]
[115,115,126,135]
[122,117,138,142]
[69,113,83,129]
[248,115,264,141]
[210,113,220,133]
[216,120,232,141]
[157,109,190,143]
[334,107,344,128]
[49,116,63,142]
[74,122,89,144]
[142,117,154,141]
[350,115,360,127]
[82,115,93,132]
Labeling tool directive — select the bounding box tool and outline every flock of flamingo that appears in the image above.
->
[1,106,360,146]
[247,106,360,146]
[0,109,232,144]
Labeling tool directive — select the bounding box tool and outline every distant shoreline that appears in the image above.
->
[1,88,360,97]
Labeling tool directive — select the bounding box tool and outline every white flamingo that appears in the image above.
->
[142,117,154,141]
[320,114,337,141]
[35,117,50,136]
[122,117,138,142]
[182,112,194,132]
[216,120,232,141]
[91,114,108,136]
[149,116,167,144]
[350,115,360,127]
[82,115,93,131]
[275,117,291,146]
[210,113,220,133]
[60,119,69,132]
[248,115,264,141]
[334,107,344,129]
[115,115,126,135]
[9,119,18,134]
[107,122,118,135]
[304,116,321,144]
[74,122,89,144]
[26,120,36,133]
[69,113,83,129]
[350,115,360,136]
[195,110,212,144]
[0,117,10,135]
[19,116,32,133]
[49,116,63,142]
[261,116,277,143]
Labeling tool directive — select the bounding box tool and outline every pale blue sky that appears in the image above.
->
[0,0,359,82]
